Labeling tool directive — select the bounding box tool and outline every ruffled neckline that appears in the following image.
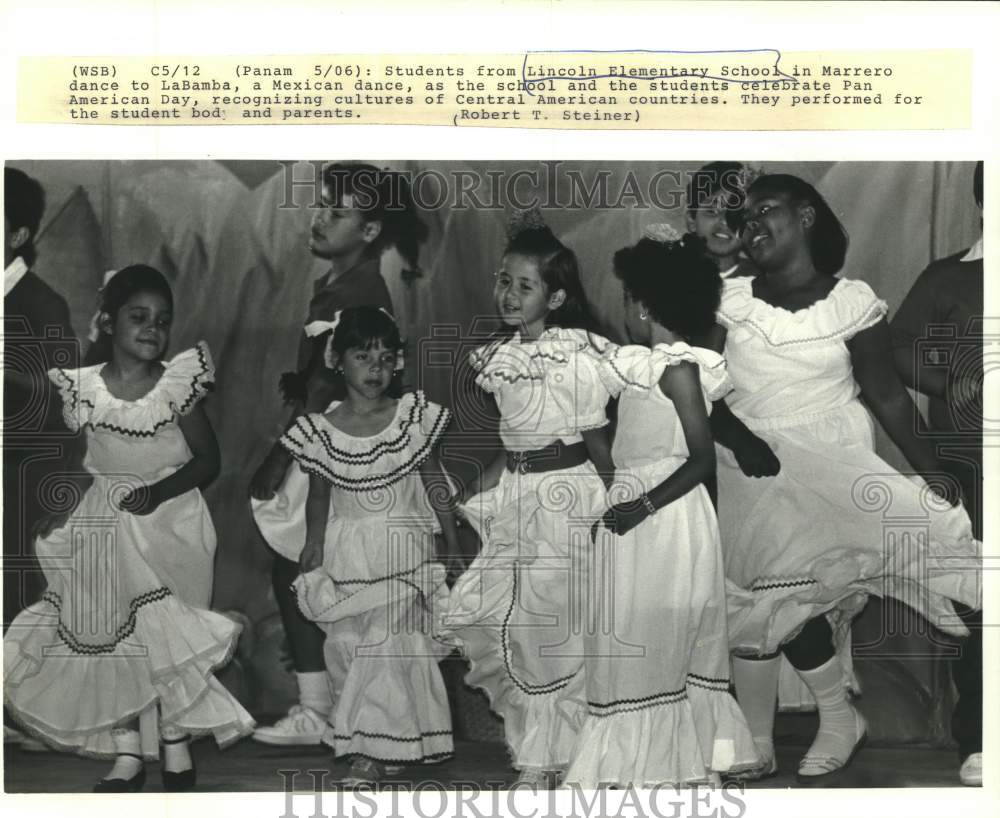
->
[601,342,731,402]
[315,391,423,444]
[471,327,613,383]
[50,342,214,437]
[281,391,451,492]
[719,276,887,347]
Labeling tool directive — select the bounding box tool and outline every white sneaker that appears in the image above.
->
[959,753,982,787]
[251,704,326,746]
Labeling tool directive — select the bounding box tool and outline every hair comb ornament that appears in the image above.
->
[642,223,683,245]
[506,204,548,240]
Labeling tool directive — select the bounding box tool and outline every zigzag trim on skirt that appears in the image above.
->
[588,673,733,717]
[499,564,578,696]
[686,673,732,692]
[329,728,452,743]
[588,687,687,717]
[40,586,172,654]
[750,577,818,592]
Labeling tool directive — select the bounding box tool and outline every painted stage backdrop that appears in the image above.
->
[7,159,981,745]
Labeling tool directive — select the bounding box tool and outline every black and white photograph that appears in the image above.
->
[2,158,986,796]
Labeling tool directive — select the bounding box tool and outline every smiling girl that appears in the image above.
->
[4,265,254,792]
[710,174,981,783]
[441,218,616,787]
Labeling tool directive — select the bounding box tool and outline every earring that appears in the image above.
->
[639,309,648,321]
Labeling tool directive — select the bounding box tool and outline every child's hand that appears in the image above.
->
[733,431,781,478]
[299,541,324,573]
[32,511,71,539]
[119,485,160,516]
[593,500,650,540]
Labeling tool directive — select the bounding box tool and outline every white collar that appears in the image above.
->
[720,263,739,279]
[4,256,29,297]
[960,236,983,262]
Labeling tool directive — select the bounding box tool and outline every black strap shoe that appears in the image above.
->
[93,755,146,793]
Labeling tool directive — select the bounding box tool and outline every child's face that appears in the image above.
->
[686,192,742,262]
[741,188,810,270]
[338,341,398,400]
[108,290,172,362]
[309,189,378,261]
[494,253,563,337]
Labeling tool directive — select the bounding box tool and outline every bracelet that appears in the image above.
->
[639,493,657,515]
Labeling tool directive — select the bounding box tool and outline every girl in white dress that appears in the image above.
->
[3,265,254,792]
[254,306,462,785]
[565,227,760,788]
[441,220,616,787]
[710,175,981,783]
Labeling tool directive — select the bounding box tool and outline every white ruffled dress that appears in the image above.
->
[440,328,614,773]
[565,343,761,787]
[257,391,455,765]
[716,278,981,693]
[3,343,255,759]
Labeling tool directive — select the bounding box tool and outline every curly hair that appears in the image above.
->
[613,233,721,341]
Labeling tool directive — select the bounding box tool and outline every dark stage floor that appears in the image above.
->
[4,737,973,793]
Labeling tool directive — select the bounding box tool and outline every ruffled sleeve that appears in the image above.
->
[536,329,616,431]
[47,367,87,432]
[826,279,889,340]
[718,277,888,347]
[601,343,732,402]
[156,342,215,417]
[405,392,452,460]
[468,337,540,395]
[278,414,328,475]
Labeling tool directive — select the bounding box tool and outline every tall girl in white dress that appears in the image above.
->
[565,228,760,787]
[254,306,462,785]
[3,265,254,792]
[441,221,616,786]
[709,175,981,783]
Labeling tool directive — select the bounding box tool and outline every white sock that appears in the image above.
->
[732,655,781,760]
[161,724,193,773]
[297,671,333,716]
[794,656,863,771]
[106,729,143,780]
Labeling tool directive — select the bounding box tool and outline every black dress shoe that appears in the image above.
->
[93,764,146,793]
[162,766,197,792]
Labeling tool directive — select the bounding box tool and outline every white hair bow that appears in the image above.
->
[311,308,405,372]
